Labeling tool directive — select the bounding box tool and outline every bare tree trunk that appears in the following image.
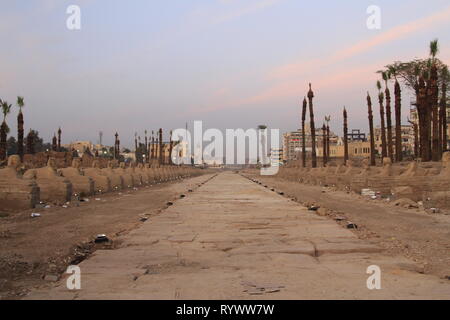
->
[301,98,307,168]
[441,82,448,152]
[326,124,330,161]
[26,130,35,155]
[430,64,440,161]
[0,121,7,161]
[169,130,173,165]
[159,128,163,165]
[57,127,62,152]
[343,108,349,165]
[394,80,402,162]
[418,77,430,161]
[322,124,327,167]
[367,94,376,166]
[307,84,317,168]
[52,135,57,151]
[17,111,24,160]
[385,86,394,161]
[378,93,388,158]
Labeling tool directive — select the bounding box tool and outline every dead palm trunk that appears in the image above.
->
[384,82,394,161]
[429,39,440,161]
[159,128,163,165]
[0,121,7,161]
[430,64,439,161]
[394,80,402,161]
[343,107,349,165]
[326,123,330,160]
[57,127,62,151]
[377,82,387,158]
[169,130,173,165]
[26,130,35,154]
[52,134,57,151]
[419,76,431,161]
[301,98,307,168]
[307,84,317,168]
[441,73,448,152]
[367,93,376,166]
[17,111,24,160]
[322,124,327,167]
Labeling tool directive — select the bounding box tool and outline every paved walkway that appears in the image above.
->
[29,172,450,299]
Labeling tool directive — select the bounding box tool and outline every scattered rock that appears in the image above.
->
[317,207,329,216]
[44,274,59,282]
[347,222,358,229]
[393,198,419,209]
[94,234,109,243]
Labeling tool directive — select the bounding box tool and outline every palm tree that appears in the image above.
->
[389,66,403,162]
[429,39,440,161]
[377,80,388,159]
[343,107,349,165]
[301,98,307,167]
[159,128,163,165]
[418,75,430,161]
[26,129,35,154]
[440,66,449,152]
[325,115,331,161]
[367,93,376,166]
[307,84,317,168]
[322,123,327,167]
[381,71,394,161]
[0,100,12,161]
[16,96,25,160]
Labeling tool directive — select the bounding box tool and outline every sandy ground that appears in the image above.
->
[243,170,450,281]
[25,172,450,300]
[0,173,214,299]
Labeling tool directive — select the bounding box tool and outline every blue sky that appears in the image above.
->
[1,0,449,147]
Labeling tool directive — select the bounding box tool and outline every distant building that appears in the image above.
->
[346,129,366,142]
[270,148,283,166]
[317,141,371,159]
[282,125,338,162]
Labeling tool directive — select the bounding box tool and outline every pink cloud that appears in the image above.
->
[270,5,450,79]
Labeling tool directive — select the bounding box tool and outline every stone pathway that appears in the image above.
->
[28,172,450,299]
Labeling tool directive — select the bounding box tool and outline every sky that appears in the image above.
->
[1,0,449,148]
